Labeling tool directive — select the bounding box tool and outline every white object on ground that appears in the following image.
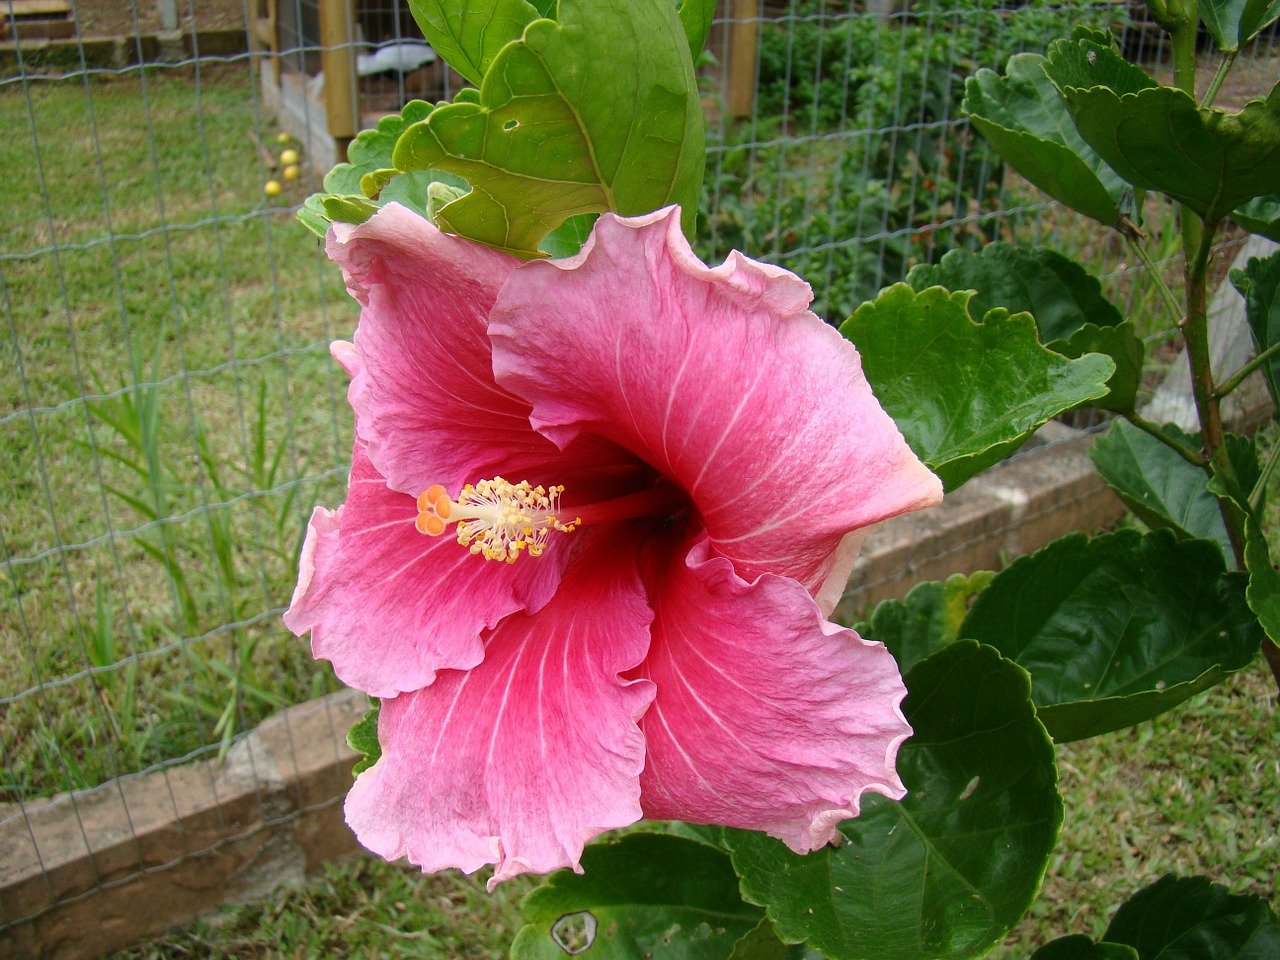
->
[357,41,437,76]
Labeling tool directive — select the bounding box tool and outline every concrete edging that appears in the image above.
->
[0,690,367,959]
[0,29,248,72]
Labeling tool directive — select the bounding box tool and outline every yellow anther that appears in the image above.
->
[413,477,579,562]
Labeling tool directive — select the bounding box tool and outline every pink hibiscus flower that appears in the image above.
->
[285,203,942,886]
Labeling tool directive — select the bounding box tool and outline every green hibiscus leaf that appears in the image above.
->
[381,168,467,214]
[840,284,1114,491]
[728,641,1062,960]
[1042,33,1156,96]
[1244,512,1280,709]
[510,833,762,960]
[393,0,704,257]
[297,100,442,236]
[346,700,380,777]
[1057,321,1144,413]
[1245,514,1280,645]
[350,99,435,166]
[963,52,1128,228]
[854,572,994,674]
[729,918,811,960]
[1204,434,1262,517]
[1230,249,1280,408]
[407,0,546,88]
[678,0,718,59]
[1034,875,1280,958]
[296,201,331,237]
[1030,936,1139,960]
[1047,41,1280,222]
[1227,432,1263,500]
[661,820,729,850]
[1089,419,1233,558]
[320,195,378,225]
[960,529,1263,742]
[1199,0,1280,51]
[906,243,1123,344]
[1231,192,1280,241]
[905,243,1140,411]
[358,166,399,197]
[1104,875,1280,958]
[538,212,600,258]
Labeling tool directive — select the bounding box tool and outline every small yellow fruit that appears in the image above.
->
[280,148,300,166]
[276,132,291,145]
[283,164,301,181]
[263,180,283,197]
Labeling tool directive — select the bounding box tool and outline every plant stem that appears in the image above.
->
[1180,218,1247,566]
[1217,340,1280,400]
[1126,238,1184,330]
[1169,15,1204,262]
[1262,640,1280,692]
[1251,431,1280,513]
[1124,410,1207,467]
[1203,51,1238,109]
[1170,9,1198,105]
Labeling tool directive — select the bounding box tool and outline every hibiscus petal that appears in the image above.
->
[343,536,655,886]
[635,535,910,853]
[490,207,942,596]
[328,202,569,495]
[284,440,571,698]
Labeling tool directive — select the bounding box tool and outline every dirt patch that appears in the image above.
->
[72,0,247,38]
[1148,51,1280,110]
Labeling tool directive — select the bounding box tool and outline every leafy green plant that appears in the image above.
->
[89,354,200,632]
[708,0,1128,321]
[298,0,706,257]
[233,381,309,567]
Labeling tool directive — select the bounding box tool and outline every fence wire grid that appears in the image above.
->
[1,0,1276,950]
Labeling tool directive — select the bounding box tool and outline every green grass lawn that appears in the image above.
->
[1,65,356,799]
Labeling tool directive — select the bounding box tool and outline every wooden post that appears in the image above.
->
[253,0,279,85]
[319,0,357,151]
[726,0,759,118]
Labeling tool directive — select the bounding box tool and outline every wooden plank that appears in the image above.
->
[257,0,279,86]
[318,0,356,142]
[725,0,759,119]
[252,16,271,49]
[8,18,74,38]
[0,690,365,960]
[4,0,71,18]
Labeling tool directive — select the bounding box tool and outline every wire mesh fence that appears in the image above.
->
[1,0,1276,953]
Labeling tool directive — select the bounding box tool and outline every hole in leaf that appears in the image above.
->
[503,119,520,131]
[551,911,597,955]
